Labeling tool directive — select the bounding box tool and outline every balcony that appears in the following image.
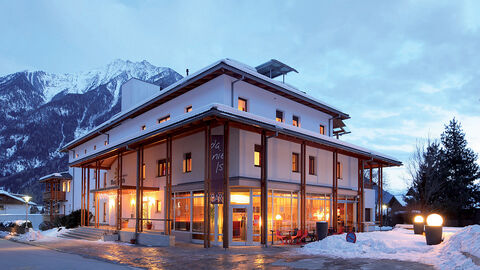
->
[43,190,66,201]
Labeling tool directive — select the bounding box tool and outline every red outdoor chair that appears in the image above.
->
[290,229,302,244]
[276,230,290,245]
[296,230,309,245]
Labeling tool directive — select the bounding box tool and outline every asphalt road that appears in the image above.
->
[0,239,135,270]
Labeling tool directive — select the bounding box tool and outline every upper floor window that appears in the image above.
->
[336,162,343,179]
[93,145,96,150]
[104,140,108,146]
[320,125,325,135]
[62,182,67,192]
[158,115,171,124]
[183,152,192,173]
[157,159,167,177]
[76,153,79,158]
[254,144,262,167]
[309,156,316,175]
[84,149,87,154]
[185,105,192,113]
[292,115,300,127]
[238,98,247,112]
[276,110,284,123]
[292,153,299,172]
[141,125,146,131]
[67,181,71,192]
[142,163,146,180]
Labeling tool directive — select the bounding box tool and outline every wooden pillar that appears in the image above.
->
[95,161,98,228]
[222,122,230,249]
[165,136,172,235]
[116,153,122,230]
[87,168,90,226]
[204,124,211,248]
[332,151,338,232]
[379,164,383,226]
[135,147,141,234]
[357,160,365,232]
[260,130,267,245]
[140,146,144,232]
[81,167,84,226]
[300,142,306,232]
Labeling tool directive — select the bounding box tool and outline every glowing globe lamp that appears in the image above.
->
[425,213,444,245]
[413,215,425,235]
[426,214,443,226]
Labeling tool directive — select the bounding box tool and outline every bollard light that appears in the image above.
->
[413,215,425,235]
[425,213,443,245]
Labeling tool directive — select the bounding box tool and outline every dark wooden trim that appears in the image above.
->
[332,151,338,232]
[260,130,267,245]
[135,147,141,234]
[300,142,306,231]
[87,168,90,226]
[204,124,211,248]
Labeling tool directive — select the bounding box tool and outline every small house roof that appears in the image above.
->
[39,171,72,182]
[0,190,37,205]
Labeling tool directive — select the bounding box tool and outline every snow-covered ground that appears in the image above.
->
[300,225,480,269]
[0,227,72,242]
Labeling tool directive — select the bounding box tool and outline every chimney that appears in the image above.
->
[186,69,189,76]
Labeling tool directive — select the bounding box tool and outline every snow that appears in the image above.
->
[300,225,480,269]
[2,227,71,242]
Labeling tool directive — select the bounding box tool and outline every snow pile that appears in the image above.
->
[300,225,480,269]
[0,220,31,227]
[1,227,69,242]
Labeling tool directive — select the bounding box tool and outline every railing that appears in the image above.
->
[43,191,66,201]
[364,182,374,189]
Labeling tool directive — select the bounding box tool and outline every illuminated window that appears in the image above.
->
[76,153,79,158]
[292,115,300,127]
[336,162,343,179]
[104,140,108,146]
[238,98,247,112]
[183,153,192,173]
[156,200,162,213]
[185,105,192,113]
[103,202,107,222]
[67,181,71,192]
[158,115,170,123]
[320,125,325,135]
[254,144,262,167]
[62,182,67,192]
[292,153,299,172]
[157,159,167,176]
[276,110,284,123]
[142,163,146,180]
[141,125,146,131]
[309,156,316,175]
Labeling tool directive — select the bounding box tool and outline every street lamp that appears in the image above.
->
[23,196,31,230]
[382,204,388,227]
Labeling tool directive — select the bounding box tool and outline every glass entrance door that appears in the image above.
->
[232,208,247,242]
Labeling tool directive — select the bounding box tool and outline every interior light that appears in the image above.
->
[231,194,250,204]
[426,214,443,226]
[275,214,282,220]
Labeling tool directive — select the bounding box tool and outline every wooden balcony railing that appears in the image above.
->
[43,190,66,201]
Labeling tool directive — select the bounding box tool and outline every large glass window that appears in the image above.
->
[306,194,331,232]
[174,192,190,231]
[270,190,299,234]
[192,192,204,232]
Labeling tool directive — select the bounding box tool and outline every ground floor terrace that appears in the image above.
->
[72,114,398,248]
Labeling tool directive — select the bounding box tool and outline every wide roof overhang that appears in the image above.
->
[68,106,401,170]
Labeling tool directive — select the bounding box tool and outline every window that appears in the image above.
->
[320,125,325,135]
[141,125,146,130]
[76,153,79,158]
[309,156,316,175]
[67,181,71,192]
[156,200,162,213]
[62,182,67,192]
[365,208,372,222]
[238,97,247,112]
[292,115,300,127]
[104,140,108,146]
[103,172,107,187]
[84,149,87,154]
[185,105,192,113]
[183,153,192,173]
[336,162,343,179]
[158,115,170,123]
[292,153,299,172]
[103,202,107,222]
[254,144,262,167]
[93,145,96,150]
[276,110,284,123]
[0,205,4,211]
[157,159,167,176]
[142,163,146,180]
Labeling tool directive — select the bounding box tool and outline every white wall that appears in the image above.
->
[121,79,160,112]
[364,188,376,222]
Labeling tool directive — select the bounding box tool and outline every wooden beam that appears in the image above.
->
[204,124,211,248]
[223,122,230,249]
[135,147,141,235]
[260,130,267,245]
[300,142,306,232]
[87,168,90,226]
[332,151,338,232]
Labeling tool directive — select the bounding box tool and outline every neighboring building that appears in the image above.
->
[59,58,401,247]
[0,189,36,215]
[39,172,73,220]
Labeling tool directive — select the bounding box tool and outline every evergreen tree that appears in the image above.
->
[439,118,480,214]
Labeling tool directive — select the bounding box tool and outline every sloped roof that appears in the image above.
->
[39,171,72,182]
[0,190,37,205]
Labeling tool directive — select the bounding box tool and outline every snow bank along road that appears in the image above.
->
[300,225,480,269]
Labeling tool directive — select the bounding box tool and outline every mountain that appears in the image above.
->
[0,60,183,202]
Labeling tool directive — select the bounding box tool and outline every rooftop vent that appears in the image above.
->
[255,59,298,82]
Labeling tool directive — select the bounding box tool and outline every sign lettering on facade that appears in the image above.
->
[210,135,224,204]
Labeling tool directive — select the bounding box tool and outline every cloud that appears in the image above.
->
[390,40,424,67]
